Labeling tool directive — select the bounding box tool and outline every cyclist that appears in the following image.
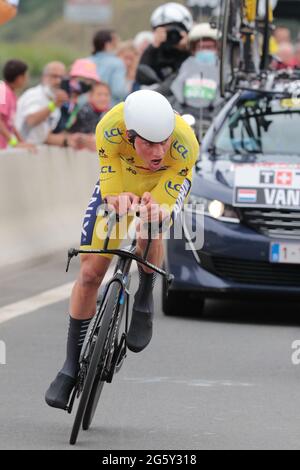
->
[45,90,199,410]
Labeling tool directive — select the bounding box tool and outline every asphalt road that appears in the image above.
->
[0,252,300,450]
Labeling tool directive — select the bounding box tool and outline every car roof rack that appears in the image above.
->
[228,69,300,98]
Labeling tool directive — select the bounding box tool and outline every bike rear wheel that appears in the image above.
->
[69,282,121,445]
[82,377,105,431]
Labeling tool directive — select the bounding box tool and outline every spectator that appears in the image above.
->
[273,26,292,46]
[117,42,139,94]
[276,42,297,69]
[67,82,111,151]
[69,82,111,134]
[133,31,154,57]
[89,30,129,106]
[54,58,101,134]
[0,59,34,150]
[15,61,76,147]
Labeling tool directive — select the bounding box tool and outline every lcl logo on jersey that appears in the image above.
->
[165,180,182,199]
[104,128,123,144]
[100,166,116,174]
[170,140,189,160]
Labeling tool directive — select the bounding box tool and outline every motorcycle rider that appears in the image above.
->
[189,22,219,64]
[136,3,194,88]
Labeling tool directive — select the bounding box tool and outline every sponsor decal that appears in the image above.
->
[126,167,137,175]
[98,147,109,158]
[104,128,123,144]
[170,140,189,160]
[234,164,300,208]
[100,166,116,174]
[276,171,293,186]
[120,155,136,165]
[173,179,192,220]
[235,187,300,208]
[165,180,182,199]
[260,170,293,186]
[237,189,257,203]
[81,182,102,245]
[178,167,189,177]
[184,77,217,101]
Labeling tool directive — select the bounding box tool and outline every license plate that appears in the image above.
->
[270,242,300,264]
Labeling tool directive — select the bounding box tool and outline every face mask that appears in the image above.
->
[195,50,217,65]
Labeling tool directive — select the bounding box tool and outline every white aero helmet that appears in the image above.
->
[124,90,175,143]
[189,23,220,42]
[151,2,193,32]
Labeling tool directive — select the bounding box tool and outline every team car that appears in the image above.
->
[163,73,300,316]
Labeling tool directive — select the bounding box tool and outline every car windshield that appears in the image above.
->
[214,96,300,161]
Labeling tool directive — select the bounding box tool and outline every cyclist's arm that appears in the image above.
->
[96,118,124,198]
[150,167,193,222]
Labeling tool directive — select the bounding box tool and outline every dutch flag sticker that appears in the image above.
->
[237,189,258,203]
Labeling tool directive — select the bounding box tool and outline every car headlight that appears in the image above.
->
[188,194,240,223]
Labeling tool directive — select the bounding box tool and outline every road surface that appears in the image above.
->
[0,253,300,450]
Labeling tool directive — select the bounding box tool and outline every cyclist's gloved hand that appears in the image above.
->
[105,193,140,217]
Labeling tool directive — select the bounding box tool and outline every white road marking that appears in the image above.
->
[0,282,74,325]
[0,265,137,325]
[123,377,254,387]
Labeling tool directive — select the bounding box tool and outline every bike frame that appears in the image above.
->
[65,214,173,414]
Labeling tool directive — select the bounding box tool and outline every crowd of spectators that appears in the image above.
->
[0,4,299,153]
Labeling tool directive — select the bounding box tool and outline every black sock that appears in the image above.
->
[134,266,157,308]
[61,316,92,379]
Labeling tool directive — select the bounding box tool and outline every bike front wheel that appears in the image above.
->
[69,282,122,445]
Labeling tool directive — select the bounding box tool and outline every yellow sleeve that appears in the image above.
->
[151,168,193,216]
[95,108,124,198]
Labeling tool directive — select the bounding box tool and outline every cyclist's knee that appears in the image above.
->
[78,257,109,290]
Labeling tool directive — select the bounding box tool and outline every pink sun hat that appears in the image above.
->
[70,59,100,82]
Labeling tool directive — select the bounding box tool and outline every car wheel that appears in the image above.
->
[162,277,205,317]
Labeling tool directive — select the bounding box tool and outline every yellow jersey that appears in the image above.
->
[95,102,199,215]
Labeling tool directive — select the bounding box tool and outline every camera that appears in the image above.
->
[60,78,92,96]
[165,24,184,46]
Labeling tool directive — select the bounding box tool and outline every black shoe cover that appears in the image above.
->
[45,372,76,410]
[126,296,154,353]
